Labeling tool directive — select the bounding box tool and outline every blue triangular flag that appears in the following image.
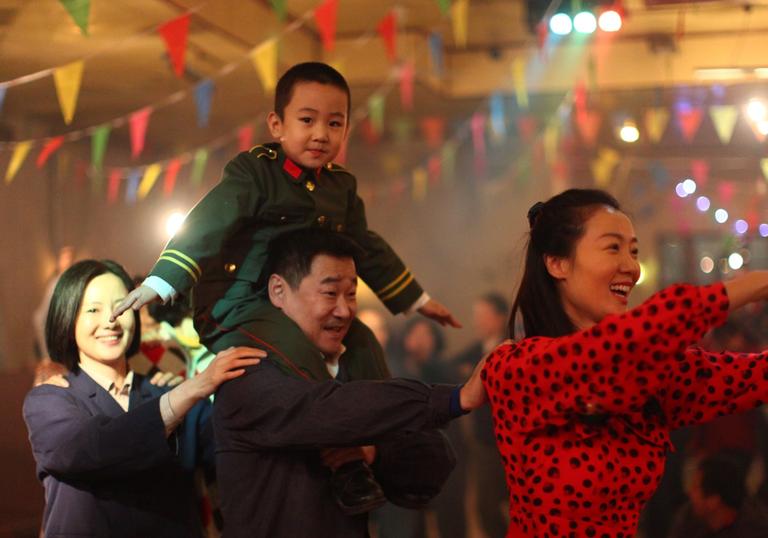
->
[195,79,215,128]
[125,168,141,203]
[0,86,6,115]
[428,32,444,77]
[490,92,506,137]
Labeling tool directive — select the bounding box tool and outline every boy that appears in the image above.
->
[112,62,459,514]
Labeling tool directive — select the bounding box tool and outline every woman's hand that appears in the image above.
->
[459,355,489,411]
[188,346,266,399]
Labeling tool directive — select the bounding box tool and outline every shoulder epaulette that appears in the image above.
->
[249,145,277,159]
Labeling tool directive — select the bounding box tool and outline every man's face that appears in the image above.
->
[272,254,357,356]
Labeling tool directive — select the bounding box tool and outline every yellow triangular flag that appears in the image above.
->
[512,57,528,110]
[450,0,469,48]
[761,158,768,182]
[53,60,85,125]
[709,105,738,145]
[591,147,620,187]
[644,107,669,144]
[137,163,162,199]
[5,141,32,184]
[250,39,278,92]
[412,167,428,201]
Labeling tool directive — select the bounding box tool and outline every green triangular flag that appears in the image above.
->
[59,0,90,36]
[436,0,451,15]
[270,0,287,22]
[91,125,110,172]
[191,149,209,186]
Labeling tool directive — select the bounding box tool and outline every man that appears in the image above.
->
[213,229,486,538]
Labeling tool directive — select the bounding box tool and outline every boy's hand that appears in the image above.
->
[150,371,184,387]
[417,299,462,328]
[110,285,159,322]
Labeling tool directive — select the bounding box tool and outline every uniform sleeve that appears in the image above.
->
[213,360,455,450]
[344,174,424,314]
[662,346,768,430]
[481,283,729,433]
[22,386,172,480]
[148,152,264,293]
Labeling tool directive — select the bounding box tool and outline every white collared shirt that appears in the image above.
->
[78,363,134,412]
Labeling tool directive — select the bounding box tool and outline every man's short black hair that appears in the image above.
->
[264,228,363,289]
[274,62,351,120]
[46,259,141,372]
[698,451,751,509]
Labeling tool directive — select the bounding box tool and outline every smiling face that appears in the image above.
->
[270,254,357,356]
[267,81,348,169]
[546,206,641,330]
[75,273,135,368]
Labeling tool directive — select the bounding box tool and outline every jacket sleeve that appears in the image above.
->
[482,283,729,433]
[662,346,768,430]
[148,152,264,294]
[23,386,172,480]
[213,360,455,450]
[344,174,424,314]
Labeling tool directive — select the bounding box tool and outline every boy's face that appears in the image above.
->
[267,81,348,169]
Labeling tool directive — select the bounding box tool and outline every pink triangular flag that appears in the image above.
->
[130,107,152,159]
[399,61,414,111]
[107,169,122,204]
[36,136,65,168]
[676,107,703,143]
[377,11,397,62]
[163,158,181,197]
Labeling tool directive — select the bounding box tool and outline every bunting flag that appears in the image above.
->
[36,137,64,168]
[399,62,415,110]
[191,148,209,185]
[451,0,469,48]
[107,169,122,204]
[238,125,255,152]
[717,181,734,205]
[130,107,152,158]
[59,0,90,36]
[53,60,84,125]
[761,158,768,182]
[412,167,428,201]
[393,117,413,144]
[137,163,162,199]
[270,0,287,21]
[377,11,397,62]
[194,79,215,127]
[441,142,456,182]
[368,94,385,134]
[91,124,110,172]
[5,141,31,183]
[708,105,738,145]
[251,39,278,92]
[644,107,669,144]
[489,92,506,139]
[0,86,6,116]
[315,0,339,52]
[591,147,620,188]
[512,57,528,110]
[420,116,445,148]
[675,106,702,143]
[575,108,601,147]
[517,115,537,142]
[471,112,487,177]
[159,14,191,78]
[163,158,182,197]
[436,0,451,15]
[690,159,709,186]
[125,169,141,204]
[428,155,441,184]
[428,33,444,77]
[648,160,670,190]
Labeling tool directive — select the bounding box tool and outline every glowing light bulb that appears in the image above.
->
[682,179,697,194]
[549,13,573,35]
[696,196,710,211]
[728,252,744,270]
[598,10,622,32]
[573,11,597,34]
[714,209,729,223]
[700,256,714,274]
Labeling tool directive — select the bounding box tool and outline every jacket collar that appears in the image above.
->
[67,368,155,414]
[268,143,323,183]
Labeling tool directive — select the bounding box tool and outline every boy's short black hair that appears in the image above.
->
[263,228,362,290]
[46,259,141,372]
[274,62,351,119]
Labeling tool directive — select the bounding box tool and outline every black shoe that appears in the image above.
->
[330,460,387,515]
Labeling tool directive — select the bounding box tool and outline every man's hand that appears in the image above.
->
[321,446,376,470]
[110,285,160,322]
[33,358,68,387]
[459,355,489,411]
[150,371,184,387]
[40,374,69,388]
[417,298,462,328]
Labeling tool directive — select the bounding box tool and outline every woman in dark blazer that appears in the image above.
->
[23,259,263,538]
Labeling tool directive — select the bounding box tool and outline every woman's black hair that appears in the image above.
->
[510,188,622,339]
[46,259,141,372]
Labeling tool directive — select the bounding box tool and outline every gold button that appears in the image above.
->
[280,216,287,222]
[317,215,327,225]
[224,263,237,273]
[336,224,344,232]
[305,181,315,191]
[326,162,333,169]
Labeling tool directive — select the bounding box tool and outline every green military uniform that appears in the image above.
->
[148,142,424,357]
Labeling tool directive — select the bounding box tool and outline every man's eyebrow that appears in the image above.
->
[320,276,357,284]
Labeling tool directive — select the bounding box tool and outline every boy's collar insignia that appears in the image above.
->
[282,158,302,180]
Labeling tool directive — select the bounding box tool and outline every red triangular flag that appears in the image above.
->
[718,181,734,205]
[238,125,254,152]
[428,155,441,184]
[420,116,445,148]
[399,61,415,110]
[107,169,122,204]
[377,11,397,62]
[576,109,601,147]
[36,136,65,168]
[158,14,191,78]
[163,158,181,197]
[690,159,709,186]
[130,107,152,159]
[517,115,538,142]
[314,0,339,52]
[676,107,702,143]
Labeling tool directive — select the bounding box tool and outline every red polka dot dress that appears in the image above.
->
[482,283,768,537]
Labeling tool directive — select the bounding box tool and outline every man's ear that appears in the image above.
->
[268,274,288,308]
[544,254,570,281]
[266,111,283,140]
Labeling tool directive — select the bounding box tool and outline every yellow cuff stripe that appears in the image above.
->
[379,274,414,302]
[159,256,199,283]
[375,269,410,295]
[162,249,201,277]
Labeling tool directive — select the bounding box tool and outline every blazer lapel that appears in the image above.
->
[68,370,125,418]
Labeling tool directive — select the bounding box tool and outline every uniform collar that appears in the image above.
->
[271,143,324,183]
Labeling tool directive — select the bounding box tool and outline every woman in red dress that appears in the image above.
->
[482,188,768,537]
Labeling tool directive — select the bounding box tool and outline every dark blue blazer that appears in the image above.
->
[23,369,213,538]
